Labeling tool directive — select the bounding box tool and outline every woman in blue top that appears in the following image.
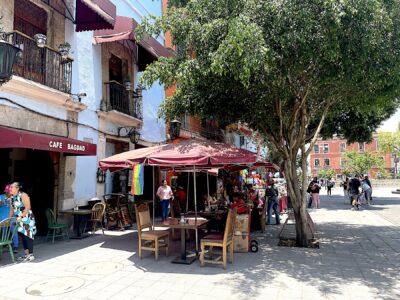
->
[10,182,36,262]
[0,184,18,252]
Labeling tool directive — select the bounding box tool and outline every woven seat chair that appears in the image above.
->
[135,203,169,260]
[199,208,237,269]
[87,203,106,235]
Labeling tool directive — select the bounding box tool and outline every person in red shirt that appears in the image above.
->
[175,186,187,212]
[231,192,247,214]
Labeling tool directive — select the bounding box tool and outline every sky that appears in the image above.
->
[378,109,400,132]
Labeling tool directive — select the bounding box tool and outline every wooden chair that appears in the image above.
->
[91,202,106,235]
[45,208,69,243]
[199,208,237,269]
[135,203,169,260]
[0,218,17,262]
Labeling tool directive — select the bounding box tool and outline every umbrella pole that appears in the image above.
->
[207,172,210,210]
[152,165,155,226]
[193,166,198,253]
[186,173,189,213]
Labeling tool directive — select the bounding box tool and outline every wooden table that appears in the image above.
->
[60,209,92,239]
[158,217,208,264]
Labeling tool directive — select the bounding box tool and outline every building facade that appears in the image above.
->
[309,136,392,179]
[0,0,169,234]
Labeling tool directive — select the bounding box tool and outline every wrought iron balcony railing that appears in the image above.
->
[7,31,72,94]
[103,81,143,120]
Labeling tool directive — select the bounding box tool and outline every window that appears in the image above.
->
[314,144,319,154]
[340,158,346,167]
[359,143,365,152]
[324,158,330,167]
[314,159,320,167]
[323,144,329,154]
[340,143,346,152]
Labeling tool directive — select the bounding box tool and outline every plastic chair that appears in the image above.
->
[0,217,17,262]
[45,208,69,243]
[199,208,237,269]
[135,203,169,260]
[87,202,106,235]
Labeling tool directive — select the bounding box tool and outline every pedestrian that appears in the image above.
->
[364,175,372,201]
[327,179,334,196]
[266,179,280,225]
[0,184,19,253]
[308,177,321,208]
[348,177,361,210]
[361,179,372,205]
[307,177,317,208]
[9,182,36,262]
[156,179,174,222]
[343,177,349,197]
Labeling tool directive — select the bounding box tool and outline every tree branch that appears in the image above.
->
[305,103,331,156]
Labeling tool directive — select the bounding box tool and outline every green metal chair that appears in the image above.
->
[0,217,17,263]
[45,208,69,243]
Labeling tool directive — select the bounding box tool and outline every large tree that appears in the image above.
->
[342,150,386,177]
[138,0,400,246]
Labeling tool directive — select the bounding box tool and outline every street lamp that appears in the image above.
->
[169,118,181,140]
[118,127,141,144]
[0,31,21,86]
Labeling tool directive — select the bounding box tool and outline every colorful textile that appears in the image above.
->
[12,192,37,239]
[131,163,144,195]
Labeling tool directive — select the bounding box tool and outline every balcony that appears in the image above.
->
[102,81,143,120]
[8,31,72,94]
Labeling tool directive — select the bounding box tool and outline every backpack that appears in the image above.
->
[327,181,334,188]
[311,183,320,193]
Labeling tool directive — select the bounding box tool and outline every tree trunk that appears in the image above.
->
[284,151,309,247]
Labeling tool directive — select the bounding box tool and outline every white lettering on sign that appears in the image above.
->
[48,141,86,152]
[67,144,86,151]
[49,141,63,149]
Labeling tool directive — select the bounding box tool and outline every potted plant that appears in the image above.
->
[58,42,71,59]
[124,77,132,91]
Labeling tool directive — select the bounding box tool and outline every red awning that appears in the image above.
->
[75,0,116,32]
[99,139,260,170]
[93,16,171,58]
[0,126,97,156]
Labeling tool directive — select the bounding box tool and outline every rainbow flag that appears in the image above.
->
[131,163,144,195]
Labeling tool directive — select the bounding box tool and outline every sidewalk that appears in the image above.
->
[0,190,399,300]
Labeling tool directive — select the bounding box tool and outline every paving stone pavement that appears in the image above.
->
[0,188,399,300]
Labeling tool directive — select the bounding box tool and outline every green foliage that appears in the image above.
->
[378,131,400,157]
[138,0,400,148]
[342,150,385,176]
[136,0,400,245]
[317,168,335,180]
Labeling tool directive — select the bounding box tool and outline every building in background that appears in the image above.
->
[309,136,392,179]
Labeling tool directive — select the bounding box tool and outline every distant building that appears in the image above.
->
[309,136,392,179]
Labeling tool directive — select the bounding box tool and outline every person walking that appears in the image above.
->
[307,177,321,208]
[156,179,174,222]
[364,175,372,202]
[0,184,19,253]
[343,177,349,197]
[361,179,372,205]
[348,177,361,210]
[327,179,334,196]
[266,180,280,225]
[9,182,36,262]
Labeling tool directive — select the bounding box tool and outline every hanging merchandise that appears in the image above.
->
[131,163,144,195]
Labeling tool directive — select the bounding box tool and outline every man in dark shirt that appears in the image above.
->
[348,177,361,208]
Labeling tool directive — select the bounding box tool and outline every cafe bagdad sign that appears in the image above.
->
[49,141,87,152]
[0,126,97,156]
